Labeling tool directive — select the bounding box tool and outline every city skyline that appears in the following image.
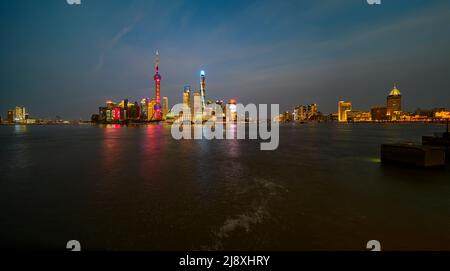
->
[3,0,450,254]
[1,0,450,119]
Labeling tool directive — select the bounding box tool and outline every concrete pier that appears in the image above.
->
[381,143,445,167]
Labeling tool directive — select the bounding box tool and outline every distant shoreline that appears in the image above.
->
[1,121,448,126]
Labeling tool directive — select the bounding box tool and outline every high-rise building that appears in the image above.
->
[99,100,115,123]
[14,106,26,123]
[147,98,157,121]
[226,99,238,122]
[293,104,319,121]
[140,98,149,120]
[162,97,169,120]
[307,103,318,119]
[7,110,14,123]
[193,91,203,123]
[127,101,141,121]
[200,70,206,112]
[153,49,162,121]
[293,105,307,121]
[338,101,352,122]
[183,85,191,108]
[111,107,121,121]
[387,84,402,119]
[181,86,192,122]
[119,99,129,120]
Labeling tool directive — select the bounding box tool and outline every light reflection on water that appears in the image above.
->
[14,124,28,134]
[0,123,449,250]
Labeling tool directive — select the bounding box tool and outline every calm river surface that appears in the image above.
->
[1,123,449,250]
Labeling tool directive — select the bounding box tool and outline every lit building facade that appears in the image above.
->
[387,84,402,120]
[181,86,191,122]
[14,106,26,123]
[147,98,157,121]
[307,104,318,119]
[99,99,144,123]
[200,70,206,112]
[347,111,372,122]
[140,98,149,120]
[293,105,307,121]
[119,99,129,120]
[162,97,169,120]
[435,111,450,119]
[183,85,191,108]
[193,92,203,123]
[99,101,119,123]
[371,106,388,121]
[127,102,141,121]
[112,107,121,121]
[293,104,318,121]
[226,99,238,122]
[338,101,352,122]
[7,110,14,123]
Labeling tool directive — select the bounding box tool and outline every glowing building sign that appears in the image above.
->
[112,108,121,121]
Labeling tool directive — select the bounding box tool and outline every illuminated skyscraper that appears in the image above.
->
[162,97,169,120]
[153,49,162,121]
[182,86,192,122]
[14,106,26,123]
[193,91,202,123]
[140,98,149,120]
[129,101,141,121]
[387,84,402,119]
[307,103,318,119]
[293,105,307,121]
[226,99,238,122]
[200,70,206,112]
[119,99,128,120]
[147,98,157,121]
[183,85,191,108]
[338,101,352,122]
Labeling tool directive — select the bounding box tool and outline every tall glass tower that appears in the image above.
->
[200,70,206,112]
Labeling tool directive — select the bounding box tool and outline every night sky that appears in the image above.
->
[1,0,450,119]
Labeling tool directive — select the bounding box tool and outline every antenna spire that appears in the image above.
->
[155,49,159,72]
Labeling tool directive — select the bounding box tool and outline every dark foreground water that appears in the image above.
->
[1,123,450,250]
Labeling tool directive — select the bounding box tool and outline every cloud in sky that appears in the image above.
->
[93,13,143,73]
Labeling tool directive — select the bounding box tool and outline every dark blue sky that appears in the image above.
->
[1,0,450,119]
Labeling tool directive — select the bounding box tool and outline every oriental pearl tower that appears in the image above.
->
[153,49,162,121]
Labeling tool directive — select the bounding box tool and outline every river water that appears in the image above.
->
[1,123,449,250]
